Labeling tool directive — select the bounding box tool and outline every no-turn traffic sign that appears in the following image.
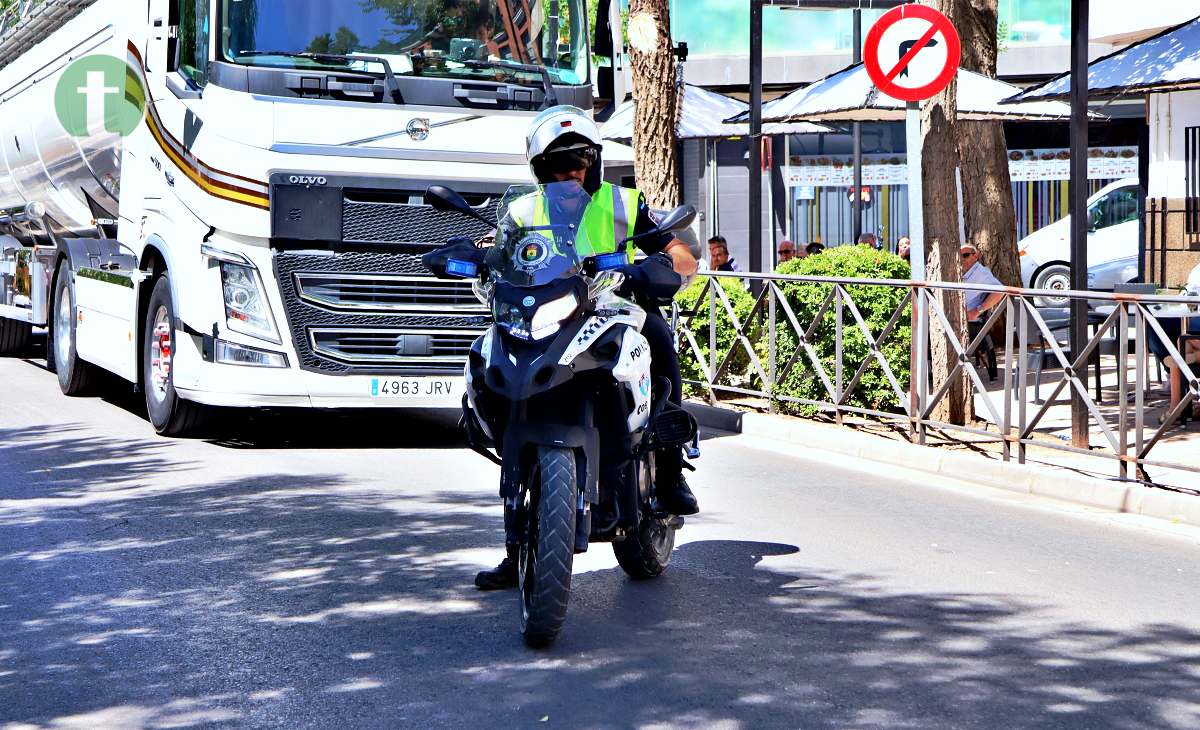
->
[863,4,961,103]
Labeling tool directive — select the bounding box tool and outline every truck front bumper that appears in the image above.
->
[171,329,465,409]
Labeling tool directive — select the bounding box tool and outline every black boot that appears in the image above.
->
[474,544,520,590]
[659,475,699,516]
[656,448,699,516]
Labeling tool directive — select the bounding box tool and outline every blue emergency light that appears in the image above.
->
[593,252,626,272]
[446,258,478,278]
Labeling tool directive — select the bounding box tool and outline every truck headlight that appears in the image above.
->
[220,262,280,343]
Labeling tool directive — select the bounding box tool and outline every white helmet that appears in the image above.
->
[526,105,603,186]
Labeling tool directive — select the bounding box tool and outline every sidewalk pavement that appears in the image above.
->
[685,400,1200,531]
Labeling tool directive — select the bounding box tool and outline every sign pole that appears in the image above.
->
[906,100,928,418]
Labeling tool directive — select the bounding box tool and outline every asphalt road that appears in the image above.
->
[2,342,1200,729]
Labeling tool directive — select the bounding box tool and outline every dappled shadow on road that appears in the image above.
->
[0,425,191,525]
[3,442,1199,730]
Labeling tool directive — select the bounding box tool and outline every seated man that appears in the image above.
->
[961,243,1003,323]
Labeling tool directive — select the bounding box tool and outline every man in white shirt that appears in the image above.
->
[961,243,1004,322]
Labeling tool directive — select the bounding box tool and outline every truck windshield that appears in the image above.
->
[220,0,589,86]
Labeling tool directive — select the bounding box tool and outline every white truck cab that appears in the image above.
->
[1019,177,1141,305]
[0,0,596,435]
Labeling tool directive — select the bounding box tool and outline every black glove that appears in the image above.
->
[421,237,487,279]
[617,252,682,301]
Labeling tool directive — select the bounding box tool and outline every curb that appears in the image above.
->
[685,402,1200,530]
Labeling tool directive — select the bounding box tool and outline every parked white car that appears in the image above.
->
[1019,177,1140,306]
[1087,255,1139,291]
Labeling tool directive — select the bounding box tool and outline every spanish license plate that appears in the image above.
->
[369,377,459,399]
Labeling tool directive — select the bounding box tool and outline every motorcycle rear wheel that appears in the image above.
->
[613,515,675,579]
[519,447,577,648]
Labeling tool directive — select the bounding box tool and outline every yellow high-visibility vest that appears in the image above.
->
[509,182,641,262]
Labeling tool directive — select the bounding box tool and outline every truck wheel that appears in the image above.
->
[0,317,31,355]
[51,265,96,395]
[1033,264,1072,308]
[142,275,210,436]
[519,447,576,648]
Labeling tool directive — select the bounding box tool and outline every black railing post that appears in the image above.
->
[749,0,764,285]
[1069,0,1089,449]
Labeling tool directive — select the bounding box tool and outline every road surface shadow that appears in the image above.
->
[2,434,1198,729]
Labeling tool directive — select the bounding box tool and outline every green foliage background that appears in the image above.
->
[674,247,913,415]
[771,246,912,416]
[674,276,759,396]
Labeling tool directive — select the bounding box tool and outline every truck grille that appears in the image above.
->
[274,250,488,375]
[342,196,495,245]
[294,273,485,313]
[310,328,478,365]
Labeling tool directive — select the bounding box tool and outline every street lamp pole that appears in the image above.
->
[749,0,764,278]
[1069,0,1089,448]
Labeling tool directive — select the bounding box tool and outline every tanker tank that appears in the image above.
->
[0,0,118,243]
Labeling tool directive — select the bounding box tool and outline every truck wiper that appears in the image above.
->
[460,59,559,109]
[235,50,404,104]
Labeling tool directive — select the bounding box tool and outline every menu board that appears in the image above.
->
[785,146,1138,187]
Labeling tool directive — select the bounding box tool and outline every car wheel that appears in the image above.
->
[1033,264,1072,308]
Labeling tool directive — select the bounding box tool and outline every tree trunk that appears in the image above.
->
[956,0,1021,290]
[921,0,972,425]
[627,0,681,208]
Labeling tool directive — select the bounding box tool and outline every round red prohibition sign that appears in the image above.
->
[863,4,961,102]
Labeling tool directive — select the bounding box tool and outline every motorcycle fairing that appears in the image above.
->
[611,328,653,432]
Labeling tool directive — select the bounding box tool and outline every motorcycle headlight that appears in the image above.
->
[493,293,579,341]
[220,261,280,343]
[529,293,579,339]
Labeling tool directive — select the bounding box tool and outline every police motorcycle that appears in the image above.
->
[423,181,700,647]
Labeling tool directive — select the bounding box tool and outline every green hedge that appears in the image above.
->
[674,276,760,396]
[772,246,912,416]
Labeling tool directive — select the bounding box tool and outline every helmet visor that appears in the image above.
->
[540,146,598,175]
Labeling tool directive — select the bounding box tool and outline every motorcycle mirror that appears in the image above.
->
[425,185,494,227]
[655,204,697,235]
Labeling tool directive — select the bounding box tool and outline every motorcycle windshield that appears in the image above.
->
[493,182,593,288]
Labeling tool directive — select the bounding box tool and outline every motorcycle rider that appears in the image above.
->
[426,105,700,590]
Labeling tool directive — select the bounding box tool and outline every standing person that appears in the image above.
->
[858,232,880,250]
[961,243,1003,322]
[897,236,911,261]
[805,242,825,256]
[707,235,741,272]
[776,239,799,265]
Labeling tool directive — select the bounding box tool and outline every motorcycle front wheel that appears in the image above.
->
[519,447,577,648]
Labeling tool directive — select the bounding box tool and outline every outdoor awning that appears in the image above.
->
[600,83,830,141]
[728,62,1096,124]
[1004,14,1200,101]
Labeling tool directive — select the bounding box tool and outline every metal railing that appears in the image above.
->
[674,271,1200,484]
